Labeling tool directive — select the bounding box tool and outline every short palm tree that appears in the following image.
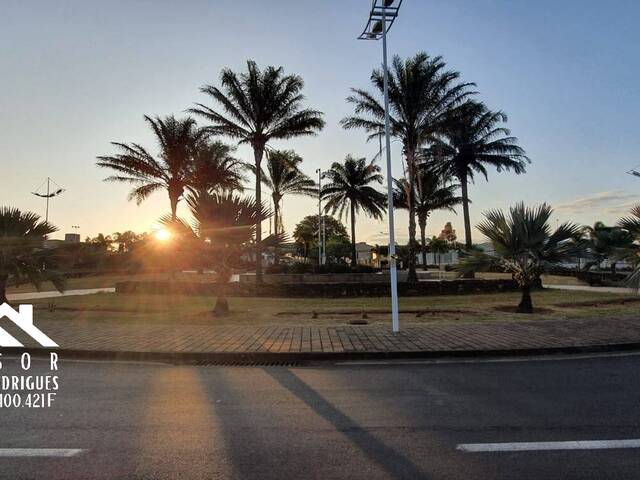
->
[619,205,640,289]
[258,150,316,262]
[0,207,65,304]
[456,203,584,313]
[162,192,273,315]
[189,60,325,281]
[394,168,462,269]
[583,221,636,274]
[322,156,387,263]
[187,139,245,196]
[97,115,207,220]
[427,101,529,249]
[342,52,474,282]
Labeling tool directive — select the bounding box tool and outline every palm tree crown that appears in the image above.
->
[189,60,325,281]
[341,52,475,282]
[427,101,530,248]
[187,139,245,196]
[457,203,584,313]
[97,115,207,219]
[583,221,636,273]
[394,168,462,268]
[0,207,65,303]
[322,155,387,263]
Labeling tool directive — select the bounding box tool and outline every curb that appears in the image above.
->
[4,342,640,365]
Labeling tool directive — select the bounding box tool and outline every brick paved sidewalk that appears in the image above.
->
[12,316,640,356]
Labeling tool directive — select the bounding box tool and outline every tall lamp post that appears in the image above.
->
[358,0,402,332]
[316,168,326,265]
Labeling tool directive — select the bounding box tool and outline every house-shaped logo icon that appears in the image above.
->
[0,303,58,348]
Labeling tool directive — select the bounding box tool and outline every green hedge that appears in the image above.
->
[115,278,529,298]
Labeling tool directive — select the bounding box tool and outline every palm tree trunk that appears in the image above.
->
[350,201,357,266]
[460,172,472,249]
[517,284,533,313]
[459,171,475,279]
[0,274,8,305]
[169,194,179,221]
[253,144,265,284]
[213,263,232,316]
[273,194,280,265]
[406,152,418,283]
[419,215,427,271]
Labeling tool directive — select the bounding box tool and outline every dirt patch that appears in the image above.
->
[553,297,640,308]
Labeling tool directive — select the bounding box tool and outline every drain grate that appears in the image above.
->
[190,360,306,367]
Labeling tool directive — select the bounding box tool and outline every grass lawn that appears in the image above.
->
[30,288,638,327]
[7,271,587,294]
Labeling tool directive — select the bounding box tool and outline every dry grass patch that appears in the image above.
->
[28,288,638,327]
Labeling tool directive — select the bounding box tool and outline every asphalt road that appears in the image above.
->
[1,354,640,479]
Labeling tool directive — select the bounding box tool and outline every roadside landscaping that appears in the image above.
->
[6,271,587,294]
[29,288,638,327]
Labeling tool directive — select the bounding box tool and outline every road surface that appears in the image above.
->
[1,354,640,479]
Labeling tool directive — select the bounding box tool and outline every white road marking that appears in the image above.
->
[0,449,85,457]
[457,439,640,452]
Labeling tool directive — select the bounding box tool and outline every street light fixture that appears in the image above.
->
[358,0,402,332]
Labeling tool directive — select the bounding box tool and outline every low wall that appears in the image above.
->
[239,272,409,284]
[115,278,526,298]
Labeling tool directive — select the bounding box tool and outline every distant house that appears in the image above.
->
[64,233,81,243]
[355,242,374,265]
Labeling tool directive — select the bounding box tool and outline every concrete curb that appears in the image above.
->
[5,342,640,365]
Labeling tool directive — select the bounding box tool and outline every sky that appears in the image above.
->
[2,0,639,244]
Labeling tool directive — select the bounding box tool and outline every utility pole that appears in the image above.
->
[32,177,65,226]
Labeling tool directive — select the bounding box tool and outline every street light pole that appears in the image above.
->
[358,0,402,332]
[316,168,323,266]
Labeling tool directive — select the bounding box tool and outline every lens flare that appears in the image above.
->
[155,229,171,242]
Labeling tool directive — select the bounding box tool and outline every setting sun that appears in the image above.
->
[154,228,171,242]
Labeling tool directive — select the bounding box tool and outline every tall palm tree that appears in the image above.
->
[189,60,325,282]
[456,203,584,313]
[259,150,316,254]
[322,155,387,264]
[393,168,462,269]
[427,101,529,249]
[187,139,245,196]
[0,207,65,304]
[619,205,640,289]
[97,115,207,220]
[341,52,474,282]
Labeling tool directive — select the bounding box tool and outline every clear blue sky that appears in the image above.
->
[2,0,639,243]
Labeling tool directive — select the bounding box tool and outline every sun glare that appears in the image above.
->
[155,228,171,242]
